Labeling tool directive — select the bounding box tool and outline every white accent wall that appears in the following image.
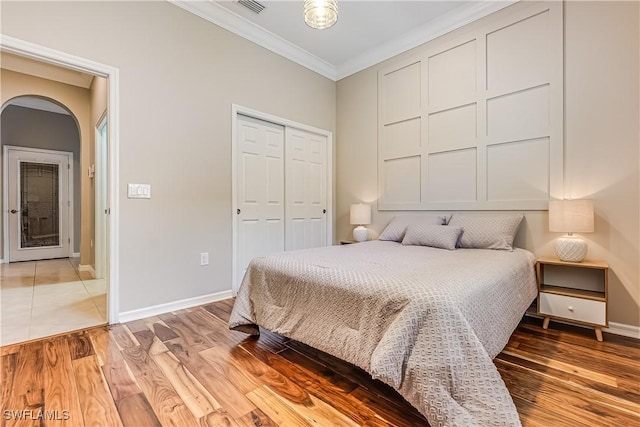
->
[378,2,563,211]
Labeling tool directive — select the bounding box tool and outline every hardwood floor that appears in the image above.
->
[1,299,638,426]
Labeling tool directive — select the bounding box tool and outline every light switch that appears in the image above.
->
[128,183,151,199]
[200,252,209,266]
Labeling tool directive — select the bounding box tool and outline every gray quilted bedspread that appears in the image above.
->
[229,241,537,426]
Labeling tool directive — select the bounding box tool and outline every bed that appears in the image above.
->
[229,237,537,427]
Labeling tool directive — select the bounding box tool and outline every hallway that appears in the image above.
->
[0,258,106,345]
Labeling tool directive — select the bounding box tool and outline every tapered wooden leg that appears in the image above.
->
[595,327,603,342]
[542,316,550,330]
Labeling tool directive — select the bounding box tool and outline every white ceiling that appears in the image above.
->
[171,0,515,80]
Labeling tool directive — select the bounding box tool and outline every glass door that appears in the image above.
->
[7,148,70,262]
[19,162,61,248]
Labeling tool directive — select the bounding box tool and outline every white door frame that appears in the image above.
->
[231,104,334,293]
[95,115,108,279]
[3,146,73,261]
[0,35,121,324]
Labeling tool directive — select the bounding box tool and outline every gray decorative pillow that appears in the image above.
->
[402,224,463,250]
[448,214,524,250]
[379,215,447,242]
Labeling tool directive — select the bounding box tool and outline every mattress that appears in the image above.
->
[230,240,537,426]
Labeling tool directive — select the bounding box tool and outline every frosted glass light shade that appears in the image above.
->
[549,200,594,233]
[350,204,371,225]
[304,0,338,29]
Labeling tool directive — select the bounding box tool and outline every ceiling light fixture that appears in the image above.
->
[304,0,338,30]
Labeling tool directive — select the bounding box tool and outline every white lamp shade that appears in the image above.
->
[350,203,371,225]
[549,200,594,233]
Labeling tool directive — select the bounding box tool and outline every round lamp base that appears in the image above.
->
[555,236,588,262]
[353,226,368,242]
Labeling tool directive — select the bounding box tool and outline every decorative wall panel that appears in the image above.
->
[428,40,476,109]
[378,2,562,210]
[487,85,550,140]
[427,149,477,202]
[428,104,477,153]
[382,156,421,205]
[383,118,421,159]
[486,138,550,201]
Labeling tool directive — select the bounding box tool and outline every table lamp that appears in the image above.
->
[548,199,594,262]
[350,203,371,242]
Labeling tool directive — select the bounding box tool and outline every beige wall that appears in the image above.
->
[337,1,639,327]
[0,69,91,261]
[1,1,336,312]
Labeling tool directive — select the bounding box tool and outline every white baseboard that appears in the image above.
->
[526,313,640,340]
[72,252,80,258]
[0,258,5,264]
[607,322,640,339]
[118,289,233,323]
[78,264,96,278]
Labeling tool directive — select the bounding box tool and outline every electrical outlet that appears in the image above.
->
[200,252,209,266]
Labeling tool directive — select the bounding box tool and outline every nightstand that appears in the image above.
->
[536,257,608,341]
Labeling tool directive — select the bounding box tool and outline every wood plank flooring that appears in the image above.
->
[1,298,638,426]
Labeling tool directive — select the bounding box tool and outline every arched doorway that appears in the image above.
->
[1,95,106,344]
[2,95,79,261]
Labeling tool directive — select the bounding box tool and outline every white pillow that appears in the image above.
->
[447,214,524,250]
[402,224,463,250]
[379,215,447,242]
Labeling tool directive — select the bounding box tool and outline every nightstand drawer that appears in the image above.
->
[539,292,606,326]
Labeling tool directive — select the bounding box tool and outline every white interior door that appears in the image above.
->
[7,147,71,262]
[285,128,328,251]
[95,117,108,279]
[235,115,285,290]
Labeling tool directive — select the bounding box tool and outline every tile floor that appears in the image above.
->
[0,258,107,346]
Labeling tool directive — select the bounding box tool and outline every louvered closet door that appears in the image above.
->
[285,128,328,251]
[236,115,285,288]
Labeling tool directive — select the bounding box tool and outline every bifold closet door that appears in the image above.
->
[285,128,328,251]
[235,115,285,285]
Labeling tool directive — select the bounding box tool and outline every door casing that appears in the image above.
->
[1,35,121,324]
[95,116,108,279]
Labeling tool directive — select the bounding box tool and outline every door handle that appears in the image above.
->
[10,209,20,214]
[237,209,241,214]
[322,209,326,214]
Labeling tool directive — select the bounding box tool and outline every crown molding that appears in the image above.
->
[335,1,518,80]
[168,0,337,80]
[168,0,517,82]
